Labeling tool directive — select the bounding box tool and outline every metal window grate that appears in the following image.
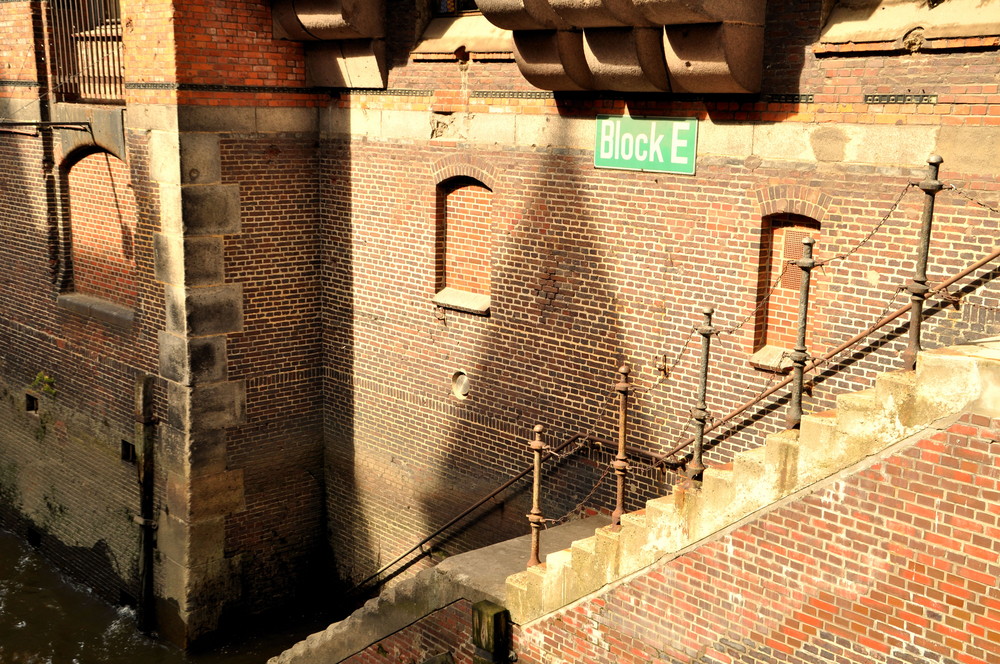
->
[49,0,124,103]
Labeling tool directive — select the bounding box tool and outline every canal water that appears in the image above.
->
[0,528,331,664]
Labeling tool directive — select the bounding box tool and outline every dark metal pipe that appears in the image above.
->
[686,308,715,481]
[134,375,157,634]
[787,237,816,429]
[610,364,631,528]
[902,155,944,370]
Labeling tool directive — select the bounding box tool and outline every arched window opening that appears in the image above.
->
[433,176,493,315]
[65,151,138,310]
[750,214,821,371]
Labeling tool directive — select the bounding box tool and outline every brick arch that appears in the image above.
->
[755,184,833,223]
[430,156,499,192]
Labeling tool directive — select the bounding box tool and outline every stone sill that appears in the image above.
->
[57,294,134,329]
[433,287,490,316]
[749,344,793,373]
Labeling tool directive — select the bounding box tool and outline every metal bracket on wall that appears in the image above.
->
[0,121,91,130]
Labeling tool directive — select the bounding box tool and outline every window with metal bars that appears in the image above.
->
[433,0,479,16]
[48,0,124,103]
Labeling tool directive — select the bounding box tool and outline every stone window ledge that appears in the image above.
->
[749,344,793,373]
[433,287,491,316]
[57,293,134,329]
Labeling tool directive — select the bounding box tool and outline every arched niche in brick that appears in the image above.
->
[750,185,831,372]
[432,169,497,316]
[752,214,822,367]
[58,148,138,312]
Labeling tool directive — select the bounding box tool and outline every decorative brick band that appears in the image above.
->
[755,184,833,222]
[470,91,555,99]
[125,82,337,95]
[0,80,39,87]
[342,89,434,97]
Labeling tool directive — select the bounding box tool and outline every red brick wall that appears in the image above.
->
[0,0,38,101]
[66,151,138,308]
[321,131,999,583]
[513,413,1000,664]
[343,599,476,664]
[0,127,164,607]
[440,179,493,295]
[217,136,328,612]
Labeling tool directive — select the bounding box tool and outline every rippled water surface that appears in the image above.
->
[0,528,326,664]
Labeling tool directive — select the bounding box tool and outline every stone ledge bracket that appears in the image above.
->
[271,0,387,88]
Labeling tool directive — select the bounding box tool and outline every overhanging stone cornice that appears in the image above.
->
[480,0,765,93]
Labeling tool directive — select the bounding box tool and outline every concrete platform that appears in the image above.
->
[437,515,612,603]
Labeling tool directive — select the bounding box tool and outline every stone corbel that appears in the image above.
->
[482,0,766,92]
[476,0,570,30]
[664,22,763,94]
[513,30,594,90]
[632,0,766,26]
[271,0,387,88]
[584,27,670,91]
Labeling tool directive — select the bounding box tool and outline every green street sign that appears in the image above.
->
[594,115,698,175]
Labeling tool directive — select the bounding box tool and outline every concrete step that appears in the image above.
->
[874,369,917,407]
[618,510,654,576]
[764,428,802,493]
[797,409,840,484]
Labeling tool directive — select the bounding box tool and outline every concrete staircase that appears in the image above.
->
[504,342,1000,624]
[272,341,1000,663]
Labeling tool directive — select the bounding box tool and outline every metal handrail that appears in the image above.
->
[653,244,1000,469]
[350,432,659,591]
[352,244,999,589]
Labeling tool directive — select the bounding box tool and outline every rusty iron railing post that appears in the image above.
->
[686,308,715,482]
[526,424,546,568]
[787,237,816,430]
[902,155,944,371]
[610,364,631,528]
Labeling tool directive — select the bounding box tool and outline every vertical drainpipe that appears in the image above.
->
[31,0,62,288]
[134,375,158,633]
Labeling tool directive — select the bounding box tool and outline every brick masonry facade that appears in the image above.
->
[1,0,999,648]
